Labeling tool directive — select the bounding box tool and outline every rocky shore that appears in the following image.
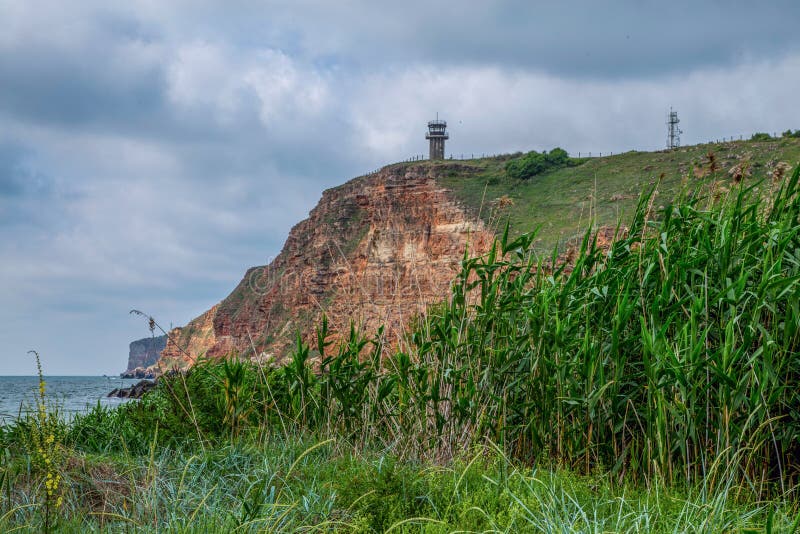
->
[107,379,156,399]
[120,367,157,379]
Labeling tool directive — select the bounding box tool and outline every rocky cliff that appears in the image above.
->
[153,162,495,371]
[124,334,166,377]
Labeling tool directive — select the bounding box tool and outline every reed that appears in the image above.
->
[4,164,800,531]
[113,165,800,496]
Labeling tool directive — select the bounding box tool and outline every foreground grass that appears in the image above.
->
[2,434,798,532]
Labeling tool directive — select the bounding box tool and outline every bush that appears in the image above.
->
[505,147,575,180]
[67,403,151,454]
[750,132,772,141]
[117,358,263,445]
[782,129,800,139]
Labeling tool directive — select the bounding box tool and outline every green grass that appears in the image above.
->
[3,435,798,532]
[429,137,800,250]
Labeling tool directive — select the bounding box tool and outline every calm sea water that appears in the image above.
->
[0,376,142,424]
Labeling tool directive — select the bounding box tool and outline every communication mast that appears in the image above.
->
[667,107,682,150]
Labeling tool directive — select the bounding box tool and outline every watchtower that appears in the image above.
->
[426,116,448,160]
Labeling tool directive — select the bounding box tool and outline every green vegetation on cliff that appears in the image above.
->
[504,147,579,180]
[429,136,800,250]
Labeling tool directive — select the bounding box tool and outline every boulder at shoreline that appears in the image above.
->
[107,379,156,399]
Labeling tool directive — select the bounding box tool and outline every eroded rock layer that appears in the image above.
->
[154,163,494,371]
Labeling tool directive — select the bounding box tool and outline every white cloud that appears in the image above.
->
[348,54,800,160]
[167,42,329,127]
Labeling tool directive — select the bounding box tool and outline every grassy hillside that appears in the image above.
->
[426,136,800,249]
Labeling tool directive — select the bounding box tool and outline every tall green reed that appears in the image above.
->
[128,165,800,494]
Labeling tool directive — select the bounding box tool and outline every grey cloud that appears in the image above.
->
[0,38,166,128]
[0,141,65,236]
[171,0,800,78]
[0,143,48,197]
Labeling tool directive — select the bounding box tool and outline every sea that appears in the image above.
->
[0,376,142,424]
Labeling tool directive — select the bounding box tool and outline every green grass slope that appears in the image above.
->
[423,137,800,249]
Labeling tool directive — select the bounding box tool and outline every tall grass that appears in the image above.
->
[389,167,800,493]
[3,165,800,530]
[97,166,800,496]
[2,437,797,532]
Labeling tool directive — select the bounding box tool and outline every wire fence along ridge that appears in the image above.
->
[353,132,789,179]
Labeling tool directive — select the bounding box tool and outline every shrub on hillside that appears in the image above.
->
[505,147,575,180]
[750,132,772,141]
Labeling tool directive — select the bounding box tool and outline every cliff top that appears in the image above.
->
[385,136,800,251]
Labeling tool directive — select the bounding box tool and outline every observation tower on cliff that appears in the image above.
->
[426,116,448,160]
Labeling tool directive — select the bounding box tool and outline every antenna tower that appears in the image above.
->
[667,107,682,149]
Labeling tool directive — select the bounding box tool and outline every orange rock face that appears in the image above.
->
[154,163,495,371]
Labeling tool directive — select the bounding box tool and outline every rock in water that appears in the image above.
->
[121,366,157,379]
[107,379,156,399]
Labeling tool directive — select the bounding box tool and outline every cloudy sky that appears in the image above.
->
[2,1,799,375]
